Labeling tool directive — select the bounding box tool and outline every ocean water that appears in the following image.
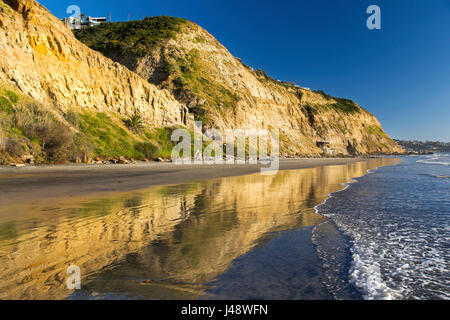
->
[313,153,450,300]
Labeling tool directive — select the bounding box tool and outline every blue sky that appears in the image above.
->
[40,0,450,141]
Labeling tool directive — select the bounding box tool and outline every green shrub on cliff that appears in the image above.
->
[73,16,188,56]
[77,112,182,160]
[332,98,360,114]
[0,87,17,114]
[0,96,13,114]
[14,104,74,160]
[123,114,144,133]
[313,90,333,100]
[134,142,160,159]
[144,127,179,159]
[367,125,385,136]
[172,49,240,116]
[78,112,140,159]
[75,19,239,122]
[0,86,183,164]
[313,89,360,114]
[0,86,85,163]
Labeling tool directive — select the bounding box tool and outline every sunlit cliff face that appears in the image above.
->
[0,0,188,127]
[0,0,403,157]
[0,159,400,299]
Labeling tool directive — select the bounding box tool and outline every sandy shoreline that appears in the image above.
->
[0,158,370,206]
[0,157,404,299]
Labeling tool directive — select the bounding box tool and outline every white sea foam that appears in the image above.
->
[349,244,401,300]
[417,155,450,166]
[313,166,400,300]
[417,160,450,166]
[333,213,450,300]
[314,157,450,300]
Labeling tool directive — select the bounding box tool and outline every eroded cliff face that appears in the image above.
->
[0,0,190,127]
[81,18,404,156]
[0,0,403,157]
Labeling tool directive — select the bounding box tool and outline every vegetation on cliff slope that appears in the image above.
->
[0,85,79,164]
[312,90,360,114]
[0,85,185,164]
[171,49,241,120]
[57,12,402,156]
[76,19,241,124]
[74,16,188,56]
[1,0,403,160]
[74,17,363,123]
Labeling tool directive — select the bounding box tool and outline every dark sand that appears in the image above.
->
[0,157,394,299]
[0,158,367,206]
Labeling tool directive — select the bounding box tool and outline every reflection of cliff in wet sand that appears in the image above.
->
[0,158,400,299]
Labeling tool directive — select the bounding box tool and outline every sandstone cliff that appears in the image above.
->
[75,17,404,156]
[0,0,189,127]
[0,0,403,161]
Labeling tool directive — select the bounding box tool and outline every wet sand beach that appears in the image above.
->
[0,157,400,300]
[0,158,366,207]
